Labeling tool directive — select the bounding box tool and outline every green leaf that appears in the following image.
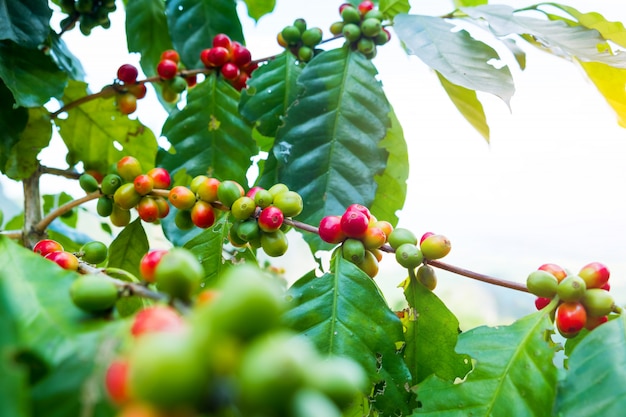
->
[125,0,172,76]
[166,0,244,68]
[55,80,158,173]
[539,3,626,48]
[0,40,68,107]
[43,192,77,229]
[0,278,29,417]
[579,61,626,128]
[242,0,276,21]
[273,47,390,252]
[555,315,626,416]
[413,310,558,416]
[5,107,52,180]
[107,218,149,280]
[284,255,413,416]
[462,5,626,68]
[239,51,303,138]
[0,79,28,176]
[184,214,230,287]
[380,0,411,19]
[401,273,471,385]
[453,0,487,7]
[0,0,51,48]
[394,14,515,104]
[158,74,257,184]
[436,72,489,142]
[370,109,407,228]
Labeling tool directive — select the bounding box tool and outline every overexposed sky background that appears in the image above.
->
[2,0,626,329]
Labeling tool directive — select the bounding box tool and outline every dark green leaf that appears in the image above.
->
[555,315,626,416]
[370,109,407,228]
[166,0,244,68]
[436,72,489,142]
[239,51,302,138]
[124,0,175,110]
[394,14,515,104]
[184,214,230,287]
[0,79,28,175]
[125,0,172,77]
[242,0,276,21]
[462,5,626,68]
[380,0,411,19]
[55,80,158,174]
[0,40,68,107]
[413,310,558,416]
[273,47,390,252]
[158,74,256,184]
[0,0,51,48]
[284,255,413,416]
[107,218,149,280]
[401,273,471,384]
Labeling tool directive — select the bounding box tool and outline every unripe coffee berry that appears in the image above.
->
[395,243,423,269]
[556,275,587,302]
[526,270,558,298]
[70,276,119,312]
[420,234,451,260]
[80,241,108,264]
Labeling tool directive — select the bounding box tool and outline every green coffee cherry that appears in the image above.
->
[526,270,559,298]
[79,173,99,193]
[281,26,302,45]
[293,18,307,33]
[96,196,113,217]
[342,23,361,43]
[80,241,108,264]
[302,28,323,47]
[101,174,122,195]
[416,264,437,290]
[260,230,289,257]
[556,275,587,302]
[395,243,423,269]
[361,18,382,37]
[388,228,417,250]
[155,248,203,301]
[342,238,365,264]
[581,288,614,317]
[341,6,361,24]
[70,276,119,313]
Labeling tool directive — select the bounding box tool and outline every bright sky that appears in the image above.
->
[2,0,625,329]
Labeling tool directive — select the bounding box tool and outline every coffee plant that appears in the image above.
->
[1,0,626,416]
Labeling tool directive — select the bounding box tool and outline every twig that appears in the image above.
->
[40,165,81,179]
[426,259,529,293]
[34,191,101,233]
[0,230,23,239]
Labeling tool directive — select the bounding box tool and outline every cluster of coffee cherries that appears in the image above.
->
[111,64,147,115]
[155,49,198,103]
[277,18,324,62]
[104,265,367,417]
[33,238,119,313]
[226,183,303,258]
[330,1,391,59]
[58,0,116,35]
[79,156,172,226]
[389,230,452,291]
[33,238,108,271]
[527,262,617,338]
[319,204,392,278]
[199,34,257,91]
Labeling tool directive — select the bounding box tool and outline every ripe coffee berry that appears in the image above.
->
[45,250,79,271]
[160,49,180,63]
[258,206,284,232]
[578,262,610,289]
[105,358,131,405]
[190,201,216,229]
[319,215,347,244]
[213,33,232,49]
[117,64,138,84]
[147,167,171,189]
[221,62,240,80]
[340,209,369,239]
[168,186,197,210]
[157,59,178,79]
[33,239,64,257]
[133,174,154,195]
[116,93,137,115]
[139,249,168,283]
[130,305,184,338]
[137,197,160,223]
[556,302,587,338]
[538,263,567,282]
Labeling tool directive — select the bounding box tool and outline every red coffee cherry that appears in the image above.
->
[212,33,232,49]
[45,250,79,271]
[203,46,230,68]
[232,43,252,67]
[534,297,552,311]
[117,64,138,84]
[116,93,137,115]
[340,209,369,239]
[137,197,160,223]
[160,49,180,63]
[221,62,240,81]
[139,249,168,283]
[168,186,196,210]
[130,305,185,338]
[133,174,154,196]
[556,302,587,338]
[258,206,284,233]
[538,263,567,282]
[147,167,171,189]
[105,358,131,404]
[33,239,64,257]
[190,201,216,229]
[319,215,347,244]
[578,262,610,289]
[157,59,178,79]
